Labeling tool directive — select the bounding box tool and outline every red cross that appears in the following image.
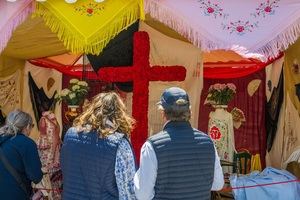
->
[98,32,186,161]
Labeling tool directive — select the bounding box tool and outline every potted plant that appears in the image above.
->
[55,79,89,122]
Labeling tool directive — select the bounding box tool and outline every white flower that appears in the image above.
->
[54,93,59,99]
[69,93,76,99]
[70,79,79,84]
[61,89,70,96]
[77,81,88,87]
[72,85,80,91]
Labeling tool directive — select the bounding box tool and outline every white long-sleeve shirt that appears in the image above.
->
[134,141,224,200]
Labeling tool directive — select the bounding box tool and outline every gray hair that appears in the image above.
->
[158,105,191,122]
[0,109,33,137]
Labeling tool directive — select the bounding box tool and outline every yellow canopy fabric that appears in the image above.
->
[34,0,144,55]
[0,55,24,77]
[3,17,67,60]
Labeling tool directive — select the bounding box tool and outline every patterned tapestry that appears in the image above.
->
[0,70,21,115]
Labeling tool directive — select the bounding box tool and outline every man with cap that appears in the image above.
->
[134,87,224,200]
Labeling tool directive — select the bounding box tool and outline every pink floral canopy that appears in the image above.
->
[0,0,34,52]
[145,0,300,59]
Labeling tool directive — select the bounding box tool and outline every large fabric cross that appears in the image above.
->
[98,31,186,161]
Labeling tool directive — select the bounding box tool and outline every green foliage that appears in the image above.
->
[205,83,236,105]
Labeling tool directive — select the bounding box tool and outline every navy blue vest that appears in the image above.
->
[61,128,121,200]
[148,121,215,200]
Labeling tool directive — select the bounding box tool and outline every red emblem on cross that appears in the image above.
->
[98,32,186,162]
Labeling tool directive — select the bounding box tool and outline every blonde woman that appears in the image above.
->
[0,110,43,200]
[61,92,136,200]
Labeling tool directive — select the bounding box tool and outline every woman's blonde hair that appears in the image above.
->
[0,109,33,137]
[73,92,134,137]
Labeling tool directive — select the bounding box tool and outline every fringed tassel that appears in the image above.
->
[255,16,300,59]
[34,2,142,55]
[0,1,34,53]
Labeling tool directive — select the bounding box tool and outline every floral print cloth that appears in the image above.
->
[208,108,236,173]
[115,138,137,200]
[36,111,62,199]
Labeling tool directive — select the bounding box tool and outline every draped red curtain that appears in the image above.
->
[198,69,266,167]
[204,54,283,79]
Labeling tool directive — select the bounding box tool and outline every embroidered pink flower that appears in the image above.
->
[236,26,245,33]
[251,0,279,18]
[209,126,222,140]
[198,0,229,19]
[264,6,272,13]
[223,20,258,35]
[207,7,214,13]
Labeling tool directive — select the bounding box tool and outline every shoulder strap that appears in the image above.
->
[0,147,29,196]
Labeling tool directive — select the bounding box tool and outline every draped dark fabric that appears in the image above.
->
[266,70,284,152]
[198,69,266,167]
[0,109,5,126]
[28,72,56,125]
[87,21,139,92]
[295,83,300,101]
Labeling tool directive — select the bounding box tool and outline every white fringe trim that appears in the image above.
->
[255,15,300,58]
[144,0,228,51]
[0,1,34,53]
[145,0,300,59]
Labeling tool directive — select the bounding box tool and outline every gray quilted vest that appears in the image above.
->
[148,121,215,200]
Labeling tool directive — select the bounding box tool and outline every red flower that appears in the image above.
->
[236,26,245,33]
[264,6,272,12]
[87,8,94,14]
[209,126,222,140]
[207,7,214,13]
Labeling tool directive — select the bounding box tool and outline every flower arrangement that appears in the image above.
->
[55,79,89,106]
[205,83,236,105]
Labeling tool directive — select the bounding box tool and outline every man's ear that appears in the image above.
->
[160,110,167,121]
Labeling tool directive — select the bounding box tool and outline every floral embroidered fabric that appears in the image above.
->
[36,112,62,199]
[208,108,236,173]
[115,138,137,200]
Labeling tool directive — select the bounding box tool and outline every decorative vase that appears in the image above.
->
[65,105,80,124]
[212,104,228,110]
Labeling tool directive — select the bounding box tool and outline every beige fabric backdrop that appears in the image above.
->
[139,22,203,136]
[22,62,62,141]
